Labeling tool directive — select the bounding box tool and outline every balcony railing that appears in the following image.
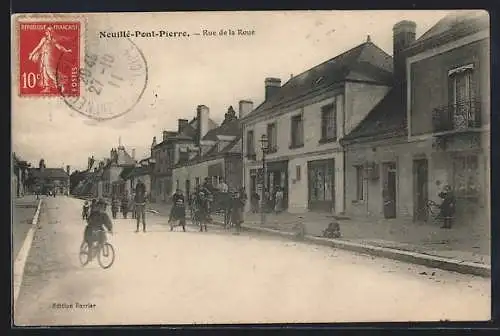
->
[432,99,482,133]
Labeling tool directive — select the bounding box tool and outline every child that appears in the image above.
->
[323,220,341,239]
[83,199,113,258]
[82,200,90,220]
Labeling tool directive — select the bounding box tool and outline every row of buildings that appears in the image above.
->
[11,156,71,197]
[73,11,490,227]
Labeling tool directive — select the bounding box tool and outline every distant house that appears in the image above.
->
[172,104,248,200]
[150,107,218,202]
[101,144,137,198]
[118,158,154,198]
[12,153,30,198]
[28,160,70,195]
[241,36,394,213]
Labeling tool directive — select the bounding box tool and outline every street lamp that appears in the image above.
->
[259,134,269,226]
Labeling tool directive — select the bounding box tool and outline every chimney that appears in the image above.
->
[66,165,70,176]
[238,100,254,119]
[393,20,416,86]
[131,148,136,160]
[196,105,210,144]
[163,130,168,141]
[178,119,189,133]
[265,77,281,101]
[151,136,157,149]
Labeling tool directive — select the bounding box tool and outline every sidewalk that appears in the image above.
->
[140,202,492,276]
[12,195,40,260]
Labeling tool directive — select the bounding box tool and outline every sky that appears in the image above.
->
[12,10,457,172]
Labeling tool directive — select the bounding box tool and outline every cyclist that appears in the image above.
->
[84,198,113,258]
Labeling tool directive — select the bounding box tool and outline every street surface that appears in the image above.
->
[14,197,490,325]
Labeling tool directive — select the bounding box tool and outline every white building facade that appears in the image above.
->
[241,39,395,214]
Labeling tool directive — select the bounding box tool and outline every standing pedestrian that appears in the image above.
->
[121,193,129,219]
[111,195,120,219]
[130,192,136,219]
[274,187,284,214]
[134,179,147,232]
[439,185,456,229]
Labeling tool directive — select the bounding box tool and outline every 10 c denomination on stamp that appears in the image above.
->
[18,21,80,97]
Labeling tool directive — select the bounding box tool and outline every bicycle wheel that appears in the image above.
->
[97,242,115,269]
[79,241,90,266]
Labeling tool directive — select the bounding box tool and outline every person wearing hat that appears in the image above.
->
[438,185,456,229]
[82,200,90,220]
[134,179,148,232]
[83,198,113,256]
[168,188,186,231]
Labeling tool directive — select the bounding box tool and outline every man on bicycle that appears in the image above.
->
[84,198,113,256]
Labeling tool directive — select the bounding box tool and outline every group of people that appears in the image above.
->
[250,186,285,214]
[168,177,248,233]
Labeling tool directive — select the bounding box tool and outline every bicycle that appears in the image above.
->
[79,229,115,269]
[414,199,442,224]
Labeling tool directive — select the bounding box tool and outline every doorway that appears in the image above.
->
[308,159,335,212]
[413,158,428,222]
[382,162,397,219]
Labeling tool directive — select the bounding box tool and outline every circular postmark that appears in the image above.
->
[56,33,148,121]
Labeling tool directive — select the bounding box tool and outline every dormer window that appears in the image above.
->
[315,76,324,85]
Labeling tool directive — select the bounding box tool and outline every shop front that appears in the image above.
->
[250,160,289,210]
[308,159,335,211]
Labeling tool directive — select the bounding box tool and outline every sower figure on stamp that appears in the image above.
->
[134,179,147,233]
[28,26,72,93]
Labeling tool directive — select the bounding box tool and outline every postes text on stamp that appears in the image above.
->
[18,21,80,97]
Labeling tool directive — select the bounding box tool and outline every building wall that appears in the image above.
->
[242,81,390,214]
[224,156,243,191]
[345,138,416,219]
[172,157,225,195]
[408,32,490,137]
[345,137,489,226]
[12,173,18,199]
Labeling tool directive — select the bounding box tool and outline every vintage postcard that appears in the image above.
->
[11,11,491,326]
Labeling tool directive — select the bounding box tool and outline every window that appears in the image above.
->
[355,165,364,201]
[453,154,480,198]
[176,179,179,190]
[320,103,337,142]
[448,65,477,129]
[246,130,255,158]
[267,122,277,153]
[290,114,304,148]
[195,177,200,188]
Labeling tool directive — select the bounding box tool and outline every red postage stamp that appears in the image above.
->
[18,21,81,97]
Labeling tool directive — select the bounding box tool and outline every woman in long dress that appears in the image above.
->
[28,26,72,92]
